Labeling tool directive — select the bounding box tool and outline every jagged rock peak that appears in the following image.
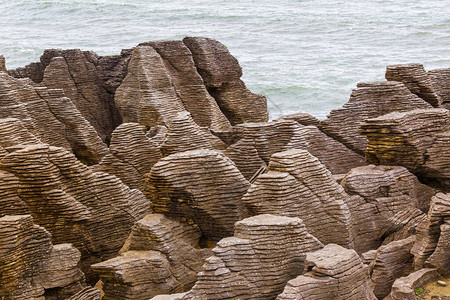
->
[386,63,442,107]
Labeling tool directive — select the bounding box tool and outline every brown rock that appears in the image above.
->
[0,56,6,73]
[0,215,87,299]
[183,37,268,124]
[319,81,432,154]
[146,149,250,242]
[277,244,376,300]
[276,112,320,126]
[369,236,416,299]
[361,108,450,189]
[386,63,442,107]
[68,287,101,300]
[243,149,355,247]
[92,214,210,300]
[385,268,439,300]
[181,214,323,299]
[96,49,133,94]
[428,68,450,107]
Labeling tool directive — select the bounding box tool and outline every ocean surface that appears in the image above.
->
[1,0,449,119]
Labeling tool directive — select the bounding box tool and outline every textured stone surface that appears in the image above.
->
[0,56,6,73]
[361,108,450,189]
[428,68,450,107]
[342,165,432,253]
[68,287,101,300]
[0,73,108,164]
[386,63,442,107]
[183,36,268,124]
[319,81,432,154]
[411,193,450,274]
[369,236,415,299]
[146,149,250,242]
[92,214,210,300]
[385,268,439,300]
[0,215,86,299]
[276,113,320,126]
[276,244,376,300]
[0,144,150,281]
[181,214,323,300]
[243,149,354,247]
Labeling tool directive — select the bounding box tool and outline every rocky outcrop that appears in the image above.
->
[411,193,450,275]
[276,113,320,126]
[0,143,150,281]
[276,244,376,300]
[369,236,415,299]
[183,37,268,124]
[92,214,210,300]
[243,149,354,247]
[68,287,101,300]
[0,56,6,73]
[428,68,450,108]
[146,149,250,242]
[361,108,450,189]
[181,214,323,299]
[385,63,442,107]
[341,165,433,253]
[0,215,87,299]
[385,268,439,300]
[0,73,108,164]
[319,81,432,154]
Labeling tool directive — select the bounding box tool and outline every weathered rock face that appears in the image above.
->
[428,67,450,108]
[276,244,376,300]
[0,56,6,73]
[385,268,439,300]
[0,73,108,164]
[369,236,415,299]
[0,215,87,299]
[183,37,268,124]
[361,108,450,189]
[95,122,161,191]
[319,81,432,154]
[243,149,355,247]
[0,143,150,281]
[276,113,320,127]
[181,214,323,300]
[385,63,442,107]
[411,193,450,275]
[92,214,210,300]
[146,149,250,242]
[341,165,433,253]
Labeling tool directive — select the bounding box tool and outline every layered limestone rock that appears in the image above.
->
[140,40,232,132]
[183,37,268,124]
[276,244,376,300]
[0,144,150,281]
[341,165,433,253]
[40,49,122,142]
[68,287,101,300]
[146,149,250,242]
[0,56,6,73]
[181,214,323,300]
[0,73,108,164]
[319,81,432,154]
[428,68,450,108]
[276,113,320,126]
[0,215,87,299]
[411,193,450,275]
[369,236,415,299]
[243,149,354,247]
[361,108,450,189]
[225,120,308,179]
[95,122,161,191]
[385,63,442,107]
[92,214,210,300]
[95,49,133,94]
[385,268,439,300]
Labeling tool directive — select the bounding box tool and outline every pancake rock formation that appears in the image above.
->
[1,39,450,300]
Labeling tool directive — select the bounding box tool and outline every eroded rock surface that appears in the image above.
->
[181,214,323,300]
[277,244,376,300]
[385,268,439,300]
[0,215,87,299]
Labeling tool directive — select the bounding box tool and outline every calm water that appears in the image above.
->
[1,0,449,119]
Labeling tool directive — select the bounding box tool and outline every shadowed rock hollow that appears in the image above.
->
[1,38,449,299]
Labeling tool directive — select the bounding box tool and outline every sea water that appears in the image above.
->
[1,0,449,119]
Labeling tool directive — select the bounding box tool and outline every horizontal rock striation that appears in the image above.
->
[0,215,87,299]
[243,149,355,247]
[181,214,323,299]
[385,268,439,300]
[319,81,432,154]
[361,108,450,189]
[428,67,450,109]
[276,244,376,300]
